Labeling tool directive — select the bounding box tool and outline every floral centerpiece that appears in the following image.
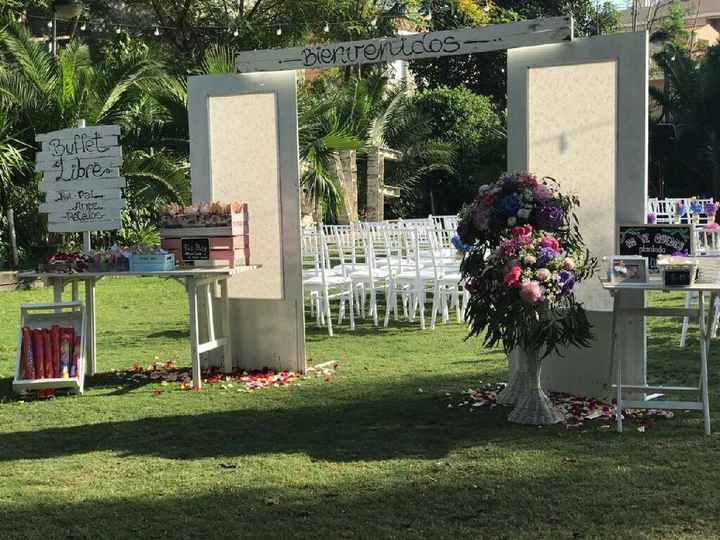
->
[457,172,597,425]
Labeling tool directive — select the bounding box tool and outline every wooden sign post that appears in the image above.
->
[35,123,125,236]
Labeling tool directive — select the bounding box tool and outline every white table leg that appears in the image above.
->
[220,278,233,374]
[53,279,63,308]
[699,292,712,435]
[611,292,623,433]
[85,278,96,376]
[187,279,201,389]
[205,283,216,343]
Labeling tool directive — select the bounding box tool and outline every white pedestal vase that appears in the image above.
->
[495,350,528,406]
[507,348,563,425]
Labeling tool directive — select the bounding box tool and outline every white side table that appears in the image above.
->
[603,278,715,435]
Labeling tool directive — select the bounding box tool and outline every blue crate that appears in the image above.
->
[129,252,176,273]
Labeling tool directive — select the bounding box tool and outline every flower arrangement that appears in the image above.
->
[647,212,657,224]
[458,173,596,355]
[160,201,245,228]
[37,251,91,273]
[457,173,597,424]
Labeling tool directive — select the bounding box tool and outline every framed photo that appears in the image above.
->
[608,256,649,285]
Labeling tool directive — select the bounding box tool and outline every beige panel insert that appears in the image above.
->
[208,93,283,299]
[527,61,617,312]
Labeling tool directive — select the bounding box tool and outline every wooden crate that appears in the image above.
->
[159,207,250,238]
[13,302,86,395]
[161,235,250,267]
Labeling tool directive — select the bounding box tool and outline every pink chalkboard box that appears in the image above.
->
[159,201,250,268]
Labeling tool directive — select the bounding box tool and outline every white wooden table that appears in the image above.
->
[19,267,257,390]
[603,278,716,435]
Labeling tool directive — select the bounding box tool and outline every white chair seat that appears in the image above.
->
[396,269,436,282]
[303,275,352,288]
[438,272,462,283]
[350,268,389,280]
[377,257,425,269]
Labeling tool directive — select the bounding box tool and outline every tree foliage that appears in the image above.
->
[651,44,720,198]
[410,0,618,109]
[386,86,505,217]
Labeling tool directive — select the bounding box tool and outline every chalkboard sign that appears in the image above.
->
[618,224,694,271]
[181,238,210,261]
[35,125,126,233]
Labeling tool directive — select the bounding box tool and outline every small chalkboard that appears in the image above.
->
[181,238,210,261]
[618,224,694,272]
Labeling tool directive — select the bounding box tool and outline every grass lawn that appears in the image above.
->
[1,278,720,539]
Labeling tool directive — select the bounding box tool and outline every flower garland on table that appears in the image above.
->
[457,173,597,358]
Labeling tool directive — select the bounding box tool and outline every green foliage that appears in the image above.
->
[298,86,365,222]
[386,86,505,217]
[651,44,720,198]
[660,0,690,50]
[411,0,618,109]
[0,18,190,258]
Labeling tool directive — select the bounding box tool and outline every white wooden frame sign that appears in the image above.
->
[35,124,126,233]
[236,16,573,73]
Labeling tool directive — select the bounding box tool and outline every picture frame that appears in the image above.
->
[608,256,649,285]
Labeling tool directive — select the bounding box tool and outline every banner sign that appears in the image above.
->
[35,125,125,233]
[236,16,573,73]
[618,224,695,271]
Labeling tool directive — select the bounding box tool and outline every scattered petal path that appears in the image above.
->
[116,360,339,394]
[449,384,677,430]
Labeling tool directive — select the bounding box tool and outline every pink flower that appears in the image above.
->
[705,222,720,231]
[498,239,518,257]
[562,257,576,270]
[519,280,544,304]
[504,266,522,288]
[535,268,551,282]
[540,236,561,251]
[511,224,533,245]
[519,173,539,187]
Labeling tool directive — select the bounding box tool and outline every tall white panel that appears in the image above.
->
[508,33,648,397]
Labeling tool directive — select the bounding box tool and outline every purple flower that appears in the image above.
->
[451,234,472,253]
[537,246,561,264]
[533,184,553,201]
[647,212,657,224]
[672,250,688,256]
[558,270,575,296]
[690,201,704,214]
[535,202,565,230]
[498,195,520,218]
[705,202,717,215]
[472,203,491,230]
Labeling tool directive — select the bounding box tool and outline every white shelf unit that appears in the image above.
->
[13,302,86,395]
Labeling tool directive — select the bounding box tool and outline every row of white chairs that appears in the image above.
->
[648,197,715,224]
[302,219,467,336]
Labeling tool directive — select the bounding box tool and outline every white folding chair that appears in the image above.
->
[303,225,355,336]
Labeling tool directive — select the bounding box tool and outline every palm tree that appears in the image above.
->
[0,18,190,248]
[298,88,364,222]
